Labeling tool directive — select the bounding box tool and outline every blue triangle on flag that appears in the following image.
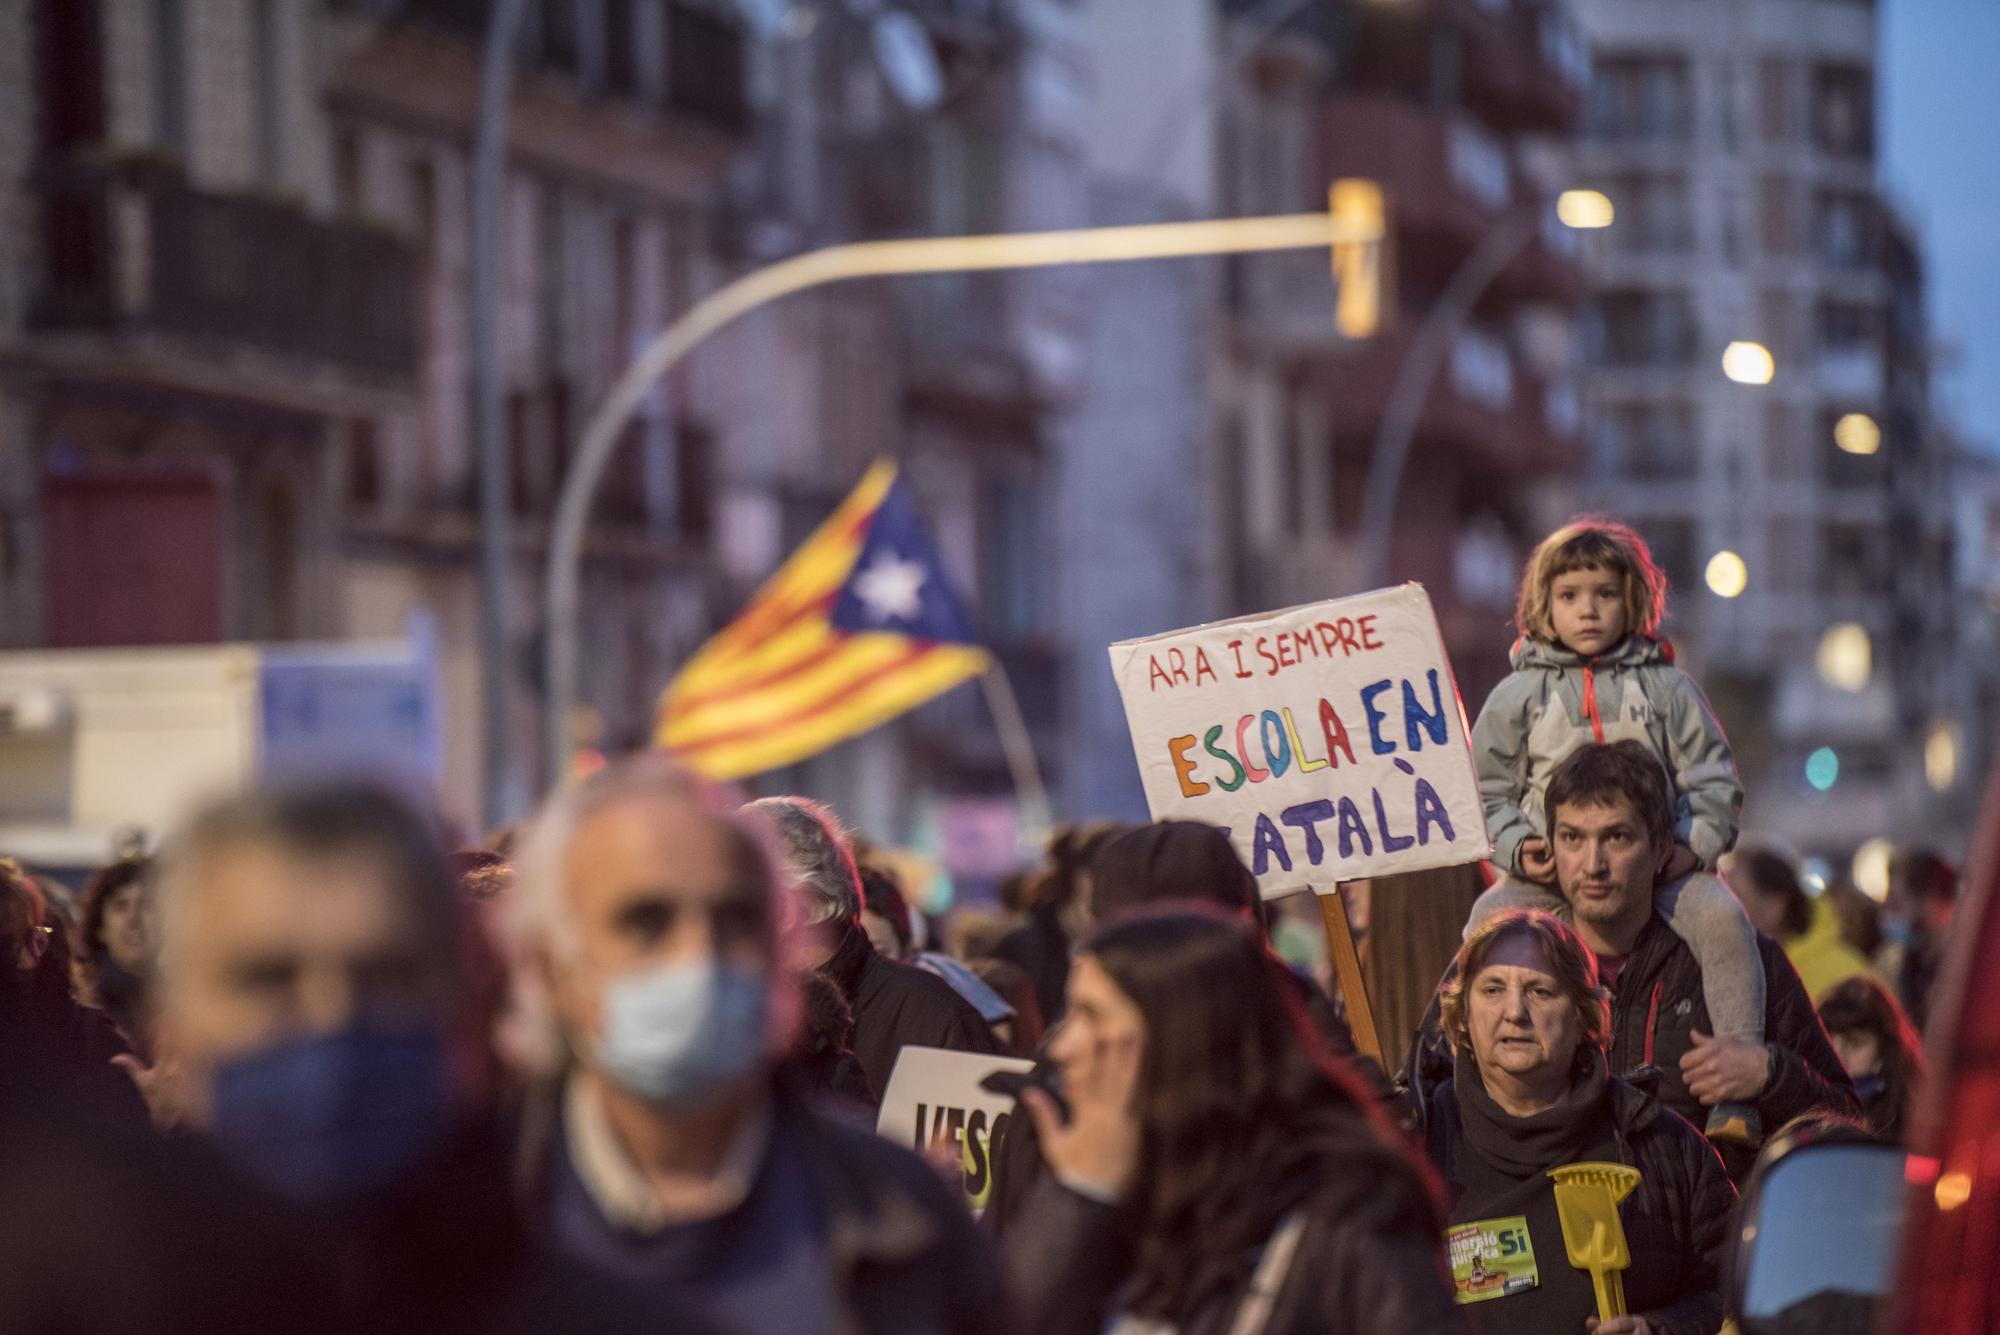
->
[829,476,982,646]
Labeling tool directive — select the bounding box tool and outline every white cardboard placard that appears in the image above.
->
[1108,584,1490,899]
[876,1045,1035,1214]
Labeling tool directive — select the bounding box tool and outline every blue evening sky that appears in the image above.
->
[1882,0,2000,452]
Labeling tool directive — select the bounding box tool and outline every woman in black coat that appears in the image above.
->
[1007,908,1464,1335]
[1408,911,1737,1335]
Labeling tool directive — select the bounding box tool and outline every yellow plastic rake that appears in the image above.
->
[1547,1162,1644,1323]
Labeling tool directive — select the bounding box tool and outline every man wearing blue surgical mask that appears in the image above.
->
[136,784,682,1335]
[513,756,1012,1335]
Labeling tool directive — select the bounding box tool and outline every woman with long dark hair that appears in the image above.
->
[1816,976,1925,1141]
[1010,907,1462,1335]
[74,856,155,1056]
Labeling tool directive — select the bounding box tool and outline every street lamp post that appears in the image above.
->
[1355,191,1609,589]
[540,209,1383,789]
[471,0,528,829]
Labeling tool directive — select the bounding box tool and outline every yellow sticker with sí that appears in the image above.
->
[1446,1215,1539,1304]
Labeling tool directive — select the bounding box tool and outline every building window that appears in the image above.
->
[606,0,639,95]
[1815,192,1873,270]
[38,0,106,151]
[1605,173,1693,255]
[1587,55,1693,143]
[1764,401,1809,483]
[1813,64,1874,159]
[1583,291,1697,368]
[334,127,364,218]
[407,156,436,255]
[1822,522,1879,596]
[253,0,285,184]
[981,469,1044,640]
[1759,175,1800,256]
[1602,400,1697,479]
[1818,301,1878,353]
[675,420,713,542]
[1758,57,1795,142]
[154,0,189,157]
[345,419,382,511]
[1755,289,1801,363]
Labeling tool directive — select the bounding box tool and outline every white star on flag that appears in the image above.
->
[852,553,928,622]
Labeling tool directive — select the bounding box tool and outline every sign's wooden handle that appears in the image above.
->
[1316,888,1384,1067]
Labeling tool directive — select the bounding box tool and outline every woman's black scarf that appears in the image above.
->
[1454,1047,1612,1178]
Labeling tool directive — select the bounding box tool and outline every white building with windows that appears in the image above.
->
[1569,0,1966,861]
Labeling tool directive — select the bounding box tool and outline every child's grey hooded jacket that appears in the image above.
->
[1470,634,1742,877]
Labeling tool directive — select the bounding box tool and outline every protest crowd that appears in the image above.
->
[0,520,1958,1335]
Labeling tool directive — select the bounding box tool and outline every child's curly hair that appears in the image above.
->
[1515,517,1668,644]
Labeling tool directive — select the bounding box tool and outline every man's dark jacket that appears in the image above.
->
[527,1079,1015,1335]
[1406,1067,1736,1335]
[1401,918,1857,1144]
[825,924,1000,1098]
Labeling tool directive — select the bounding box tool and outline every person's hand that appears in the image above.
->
[1679,1031,1770,1105]
[1520,838,1556,885]
[1663,843,1700,882]
[1022,1028,1143,1204]
[112,1052,189,1131]
[1586,1316,1652,1335]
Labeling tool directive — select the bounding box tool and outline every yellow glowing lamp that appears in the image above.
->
[1330,179,1389,339]
[1548,1162,1643,1323]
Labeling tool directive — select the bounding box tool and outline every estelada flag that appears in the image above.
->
[657,459,990,779]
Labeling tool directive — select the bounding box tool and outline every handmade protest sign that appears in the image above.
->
[1108,584,1490,899]
[877,1046,1034,1215]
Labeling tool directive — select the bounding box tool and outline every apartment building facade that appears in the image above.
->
[1569,0,1964,856]
[1214,0,1592,706]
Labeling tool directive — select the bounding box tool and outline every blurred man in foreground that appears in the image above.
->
[128,782,667,1335]
[513,757,1010,1335]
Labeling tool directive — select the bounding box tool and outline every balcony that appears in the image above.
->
[902,271,1039,414]
[373,0,750,134]
[1321,96,1507,255]
[1310,323,1579,478]
[1458,0,1588,133]
[32,157,419,381]
[1227,249,1344,357]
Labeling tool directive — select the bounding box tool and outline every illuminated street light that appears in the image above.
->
[1834,412,1881,456]
[1705,550,1748,598]
[1926,722,1961,792]
[1556,189,1615,230]
[1722,341,1776,385]
[1853,838,1894,903]
[1816,623,1873,691]
[546,204,1388,788]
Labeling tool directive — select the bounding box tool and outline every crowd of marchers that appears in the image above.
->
[0,517,1956,1335]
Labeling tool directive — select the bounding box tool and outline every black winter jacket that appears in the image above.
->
[825,924,1001,1099]
[1407,1068,1737,1335]
[1006,1159,1465,1335]
[1402,919,1857,1148]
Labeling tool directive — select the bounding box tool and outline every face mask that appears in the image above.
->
[598,960,769,1107]
[210,1024,450,1208]
[1853,1071,1885,1104]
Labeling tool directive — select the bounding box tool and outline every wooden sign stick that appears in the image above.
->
[1316,886,1384,1067]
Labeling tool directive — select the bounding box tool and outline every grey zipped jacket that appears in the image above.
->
[1470,635,1742,876]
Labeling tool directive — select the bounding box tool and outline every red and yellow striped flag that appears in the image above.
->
[657,460,990,779]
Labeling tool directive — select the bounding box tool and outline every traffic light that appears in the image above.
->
[1329,179,1389,339]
